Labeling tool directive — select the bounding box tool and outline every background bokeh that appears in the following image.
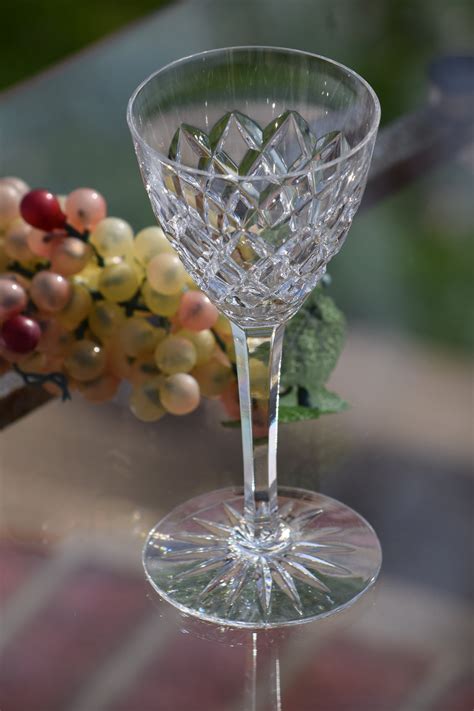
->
[2,0,473,353]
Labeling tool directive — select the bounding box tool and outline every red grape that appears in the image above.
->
[1,314,41,354]
[20,189,66,231]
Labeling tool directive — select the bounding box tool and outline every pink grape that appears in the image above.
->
[1,272,30,291]
[0,314,41,354]
[177,290,218,331]
[0,182,22,229]
[0,343,28,364]
[2,177,29,196]
[37,318,73,356]
[0,277,27,321]
[27,228,59,259]
[50,237,92,276]
[30,271,72,312]
[220,381,240,420]
[65,188,107,231]
[160,373,200,415]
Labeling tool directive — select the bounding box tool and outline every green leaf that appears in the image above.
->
[223,388,348,427]
[279,388,348,423]
[281,287,346,395]
[278,406,323,423]
[221,419,241,429]
[252,340,271,363]
[310,387,349,414]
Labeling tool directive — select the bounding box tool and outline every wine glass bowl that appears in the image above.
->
[128,47,379,327]
[128,47,382,628]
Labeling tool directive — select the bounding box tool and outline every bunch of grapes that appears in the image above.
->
[0,177,240,423]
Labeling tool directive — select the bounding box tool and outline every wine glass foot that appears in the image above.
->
[143,486,382,628]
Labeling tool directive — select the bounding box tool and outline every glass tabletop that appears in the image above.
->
[0,1,472,709]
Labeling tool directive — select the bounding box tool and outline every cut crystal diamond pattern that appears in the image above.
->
[137,109,373,325]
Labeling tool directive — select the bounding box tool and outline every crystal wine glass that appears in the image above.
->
[127,47,381,628]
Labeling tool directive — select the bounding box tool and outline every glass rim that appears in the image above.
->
[127,45,381,180]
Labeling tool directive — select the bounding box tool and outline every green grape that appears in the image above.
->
[118,317,160,358]
[129,376,166,422]
[133,226,175,265]
[88,301,125,342]
[106,335,134,379]
[214,313,233,342]
[225,338,236,363]
[175,328,216,366]
[248,358,269,399]
[74,260,101,292]
[146,253,186,295]
[154,335,197,375]
[130,353,163,386]
[0,238,10,271]
[127,255,145,282]
[4,218,36,263]
[98,261,138,302]
[79,373,119,403]
[64,340,106,382]
[192,358,232,397]
[57,283,93,331]
[160,373,200,415]
[141,282,180,317]
[89,217,134,258]
[184,272,199,289]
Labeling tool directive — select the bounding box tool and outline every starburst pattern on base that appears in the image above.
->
[143,488,382,628]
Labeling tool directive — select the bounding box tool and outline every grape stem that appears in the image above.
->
[13,364,71,401]
[120,290,146,317]
[297,386,312,407]
[63,223,105,267]
[6,261,45,279]
[64,222,89,241]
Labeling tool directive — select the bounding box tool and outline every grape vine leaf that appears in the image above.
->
[279,388,348,423]
[281,287,346,393]
[222,387,347,428]
[222,286,348,427]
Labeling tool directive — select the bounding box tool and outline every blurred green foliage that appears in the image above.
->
[0,0,171,90]
[330,163,474,353]
[1,0,472,355]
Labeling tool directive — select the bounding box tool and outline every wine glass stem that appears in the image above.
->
[231,322,285,529]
